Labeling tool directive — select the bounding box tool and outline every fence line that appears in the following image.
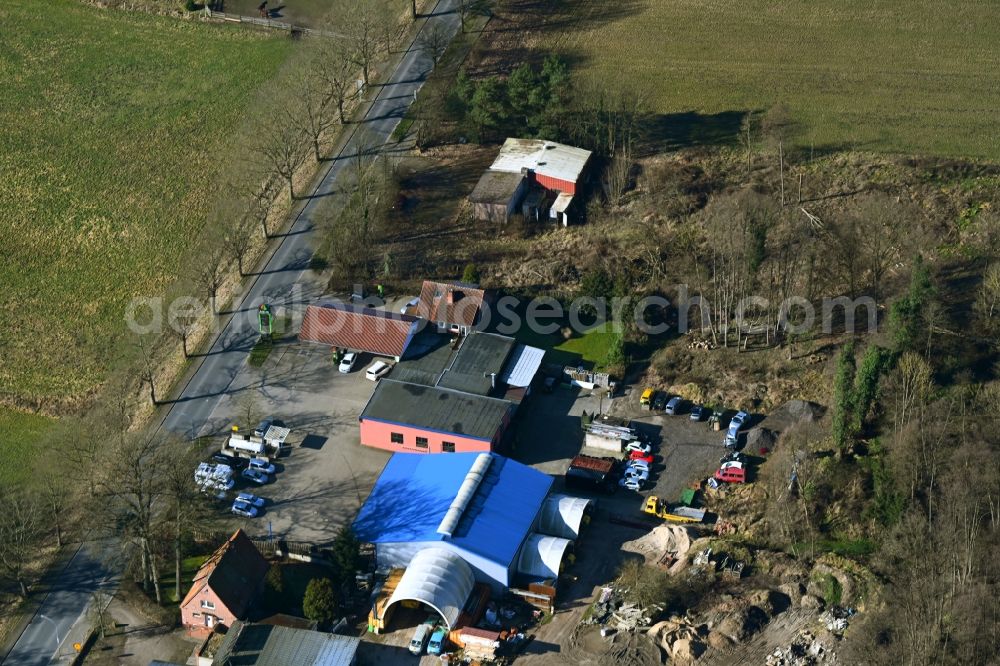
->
[202,8,344,38]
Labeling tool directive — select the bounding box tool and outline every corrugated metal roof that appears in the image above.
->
[361,379,512,441]
[489,138,591,185]
[211,622,360,666]
[469,170,524,204]
[352,453,553,566]
[516,533,571,579]
[299,302,419,358]
[500,344,545,388]
[386,548,476,629]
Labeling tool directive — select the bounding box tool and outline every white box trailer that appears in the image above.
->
[224,426,289,459]
[226,431,266,457]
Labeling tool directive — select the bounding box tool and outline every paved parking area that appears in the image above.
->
[201,342,392,546]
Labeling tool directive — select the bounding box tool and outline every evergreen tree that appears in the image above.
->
[331,526,361,580]
[832,341,857,453]
[889,254,934,353]
[303,577,338,626]
[852,344,889,434]
[468,77,507,142]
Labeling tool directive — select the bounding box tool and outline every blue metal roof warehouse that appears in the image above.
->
[353,452,592,597]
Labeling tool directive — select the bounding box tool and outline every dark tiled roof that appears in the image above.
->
[212,621,360,666]
[417,281,487,329]
[361,379,513,441]
[181,529,268,618]
[469,170,524,204]
[299,302,419,358]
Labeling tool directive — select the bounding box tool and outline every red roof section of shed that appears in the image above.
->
[417,281,488,328]
[299,303,418,358]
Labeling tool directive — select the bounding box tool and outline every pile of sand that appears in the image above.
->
[623,524,693,569]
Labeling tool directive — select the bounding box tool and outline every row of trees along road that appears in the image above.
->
[2,0,442,605]
[128,0,449,409]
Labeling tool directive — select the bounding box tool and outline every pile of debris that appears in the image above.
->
[647,616,707,664]
[622,524,693,572]
[688,338,715,351]
[818,607,855,636]
[690,547,745,581]
[765,629,835,665]
[585,587,663,631]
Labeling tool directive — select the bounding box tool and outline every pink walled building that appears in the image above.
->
[180,529,269,636]
[359,378,516,455]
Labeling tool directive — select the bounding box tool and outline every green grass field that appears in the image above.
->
[517,323,617,369]
[546,0,1000,158]
[0,0,293,409]
[0,408,54,486]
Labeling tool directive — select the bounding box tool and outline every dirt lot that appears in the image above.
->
[502,382,733,664]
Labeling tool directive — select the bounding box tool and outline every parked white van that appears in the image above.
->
[365,360,392,381]
[408,623,432,655]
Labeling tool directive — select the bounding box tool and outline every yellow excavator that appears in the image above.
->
[642,495,706,523]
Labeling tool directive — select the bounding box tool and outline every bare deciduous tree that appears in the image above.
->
[977,261,1000,322]
[892,351,933,436]
[96,434,170,604]
[0,490,45,597]
[327,160,388,284]
[314,40,357,125]
[134,334,159,406]
[36,467,74,548]
[459,0,492,31]
[603,147,633,208]
[195,245,228,315]
[338,0,382,87]
[293,60,339,162]
[226,220,255,277]
[160,438,210,601]
[168,297,201,359]
[418,22,451,65]
[254,118,310,202]
[246,177,279,239]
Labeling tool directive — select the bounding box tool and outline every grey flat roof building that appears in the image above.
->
[361,379,514,442]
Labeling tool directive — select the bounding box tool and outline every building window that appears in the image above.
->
[415,437,428,449]
[201,599,215,610]
[442,442,456,453]
[390,432,404,444]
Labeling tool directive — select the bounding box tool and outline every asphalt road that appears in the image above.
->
[2,540,118,666]
[163,0,460,439]
[2,4,461,663]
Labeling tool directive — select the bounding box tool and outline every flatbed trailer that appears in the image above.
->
[643,496,706,523]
